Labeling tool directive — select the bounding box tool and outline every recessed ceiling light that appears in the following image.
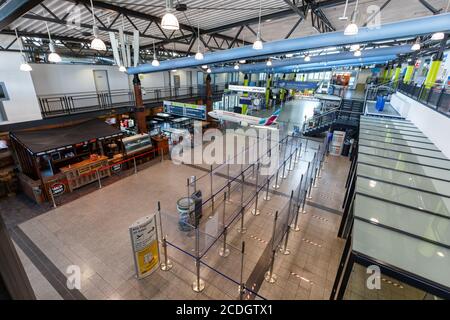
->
[370,218,379,223]
[369,180,377,188]
[437,251,445,257]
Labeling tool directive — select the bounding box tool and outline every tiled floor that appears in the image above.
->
[8,134,349,300]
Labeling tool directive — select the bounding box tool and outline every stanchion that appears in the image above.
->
[239,242,246,300]
[288,149,295,171]
[263,177,271,201]
[133,157,137,174]
[187,178,190,198]
[192,227,205,292]
[301,189,307,214]
[48,187,57,209]
[313,168,319,188]
[251,163,260,216]
[219,226,230,257]
[240,173,245,207]
[292,174,304,231]
[273,169,280,189]
[237,207,247,234]
[160,236,173,271]
[210,165,214,211]
[280,191,293,255]
[264,211,278,283]
[264,249,277,283]
[281,159,288,179]
[307,177,314,200]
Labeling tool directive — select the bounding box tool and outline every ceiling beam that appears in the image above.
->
[204,0,351,35]
[66,0,243,46]
[0,0,44,30]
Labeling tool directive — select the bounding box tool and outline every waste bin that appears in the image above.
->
[341,140,351,157]
[177,197,195,231]
[233,106,242,113]
[376,95,386,111]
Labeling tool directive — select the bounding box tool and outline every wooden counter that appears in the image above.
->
[60,155,110,192]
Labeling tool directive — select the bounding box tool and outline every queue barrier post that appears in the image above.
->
[301,189,308,214]
[133,157,137,174]
[237,207,247,234]
[280,191,293,255]
[48,187,57,209]
[192,227,205,292]
[265,210,278,283]
[251,163,260,216]
[160,236,173,271]
[263,177,271,201]
[273,168,280,189]
[239,241,246,300]
[313,168,319,188]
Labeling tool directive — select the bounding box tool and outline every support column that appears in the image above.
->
[205,74,213,121]
[265,74,272,109]
[133,74,148,134]
[393,63,402,83]
[242,74,249,114]
[403,59,415,84]
[425,55,443,89]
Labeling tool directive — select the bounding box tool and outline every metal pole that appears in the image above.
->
[273,169,280,189]
[280,201,292,255]
[288,149,295,171]
[252,163,260,215]
[192,227,205,292]
[263,177,271,201]
[265,210,278,283]
[227,155,231,199]
[239,241,246,300]
[240,173,244,207]
[307,177,314,199]
[133,157,138,174]
[48,187,57,208]
[301,189,307,213]
[210,165,214,211]
[187,178,190,198]
[264,249,277,283]
[238,207,247,234]
[281,157,288,179]
[160,236,173,271]
[219,226,230,257]
[313,168,319,188]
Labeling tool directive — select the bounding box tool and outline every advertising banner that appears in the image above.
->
[228,85,266,93]
[163,101,206,120]
[129,214,160,279]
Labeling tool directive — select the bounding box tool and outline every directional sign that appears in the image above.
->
[163,101,206,120]
[276,80,318,90]
[228,85,266,93]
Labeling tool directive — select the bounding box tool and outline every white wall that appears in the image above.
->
[30,63,131,95]
[391,92,450,158]
[0,52,42,124]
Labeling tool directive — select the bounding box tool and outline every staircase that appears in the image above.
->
[302,99,363,136]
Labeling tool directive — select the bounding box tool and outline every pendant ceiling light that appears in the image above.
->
[234,63,240,70]
[195,24,204,60]
[207,67,212,73]
[344,0,359,36]
[239,59,246,64]
[162,0,179,30]
[286,53,294,58]
[354,49,362,57]
[339,0,350,20]
[411,38,421,51]
[350,44,360,51]
[266,59,272,66]
[151,40,160,66]
[253,0,263,50]
[304,54,311,62]
[202,65,208,69]
[45,22,61,63]
[90,0,106,51]
[431,32,445,41]
[15,29,32,72]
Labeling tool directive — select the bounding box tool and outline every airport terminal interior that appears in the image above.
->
[0,0,449,301]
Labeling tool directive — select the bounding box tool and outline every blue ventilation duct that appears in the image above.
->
[211,45,411,73]
[127,14,450,74]
[267,56,396,73]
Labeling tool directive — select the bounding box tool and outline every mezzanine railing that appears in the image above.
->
[37,84,226,118]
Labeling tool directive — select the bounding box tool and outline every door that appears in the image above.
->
[93,70,111,107]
